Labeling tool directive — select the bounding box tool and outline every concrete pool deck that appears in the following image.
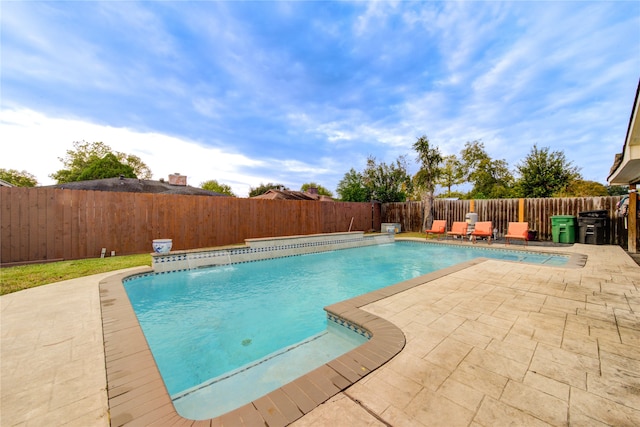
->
[2,241,640,426]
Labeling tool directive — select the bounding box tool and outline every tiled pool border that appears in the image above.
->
[417,239,587,268]
[151,231,394,273]
[100,237,587,426]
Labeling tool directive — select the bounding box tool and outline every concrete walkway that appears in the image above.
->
[1,244,639,426]
[1,267,147,426]
[292,243,640,427]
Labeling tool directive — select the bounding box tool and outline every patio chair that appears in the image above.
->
[505,222,529,246]
[471,221,493,244]
[425,220,447,240]
[446,221,468,240]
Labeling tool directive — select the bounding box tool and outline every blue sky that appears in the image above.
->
[2,1,639,197]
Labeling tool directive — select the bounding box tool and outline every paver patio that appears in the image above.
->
[2,242,639,426]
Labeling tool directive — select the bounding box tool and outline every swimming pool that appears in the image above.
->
[124,241,568,418]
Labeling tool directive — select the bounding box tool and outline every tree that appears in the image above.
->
[248,182,289,197]
[607,185,629,196]
[50,141,152,183]
[300,182,333,197]
[412,135,442,230]
[436,190,466,199]
[336,168,370,202]
[459,140,488,181]
[120,153,152,180]
[555,180,608,197]
[469,158,515,199]
[0,168,38,187]
[200,180,237,197]
[362,155,411,203]
[436,155,464,197]
[460,140,514,199]
[76,153,136,181]
[515,144,581,198]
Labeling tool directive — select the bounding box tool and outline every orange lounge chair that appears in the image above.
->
[505,222,529,246]
[425,220,447,240]
[446,221,468,240]
[471,221,493,244]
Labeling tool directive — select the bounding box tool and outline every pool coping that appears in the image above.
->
[150,231,393,273]
[414,238,587,269]
[99,240,587,426]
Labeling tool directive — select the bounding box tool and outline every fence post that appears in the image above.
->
[630,185,638,253]
[470,200,475,213]
[519,198,525,222]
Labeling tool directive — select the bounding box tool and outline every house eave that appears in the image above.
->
[608,158,640,185]
[608,78,640,186]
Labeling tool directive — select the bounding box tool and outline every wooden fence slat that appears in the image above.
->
[77,190,87,259]
[104,192,116,255]
[84,190,95,258]
[10,188,19,261]
[36,188,47,261]
[61,190,71,260]
[16,188,28,262]
[217,196,229,245]
[155,194,165,241]
[28,189,38,261]
[165,194,178,250]
[1,188,13,262]
[194,196,203,249]
[93,190,105,257]
[109,192,121,255]
[69,191,78,259]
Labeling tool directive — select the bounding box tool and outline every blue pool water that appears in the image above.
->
[124,241,568,417]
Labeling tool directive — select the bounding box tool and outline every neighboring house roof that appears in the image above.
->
[47,177,228,196]
[609,79,640,185]
[0,179,14,187]
[252,189,333,201]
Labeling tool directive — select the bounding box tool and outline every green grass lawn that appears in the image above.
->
[397,232,425,239]
[1,254,151,295]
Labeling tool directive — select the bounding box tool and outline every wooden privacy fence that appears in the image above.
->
[1,188,630,265]
[0,188,381,265]
[383,196,627,246]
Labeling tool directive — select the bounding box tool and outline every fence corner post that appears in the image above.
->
[629,185,637,253]
[519,198,525,223]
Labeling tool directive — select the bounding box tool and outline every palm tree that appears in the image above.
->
[413,135,442,231]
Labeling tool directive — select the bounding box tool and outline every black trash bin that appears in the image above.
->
[578,210,608,245]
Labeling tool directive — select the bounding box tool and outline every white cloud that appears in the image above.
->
[353,2,394,37]
[0,108,265,196]
[1,1,637,195]
[96,2,180,59]
[1,3,125,92]
[192,98,224,119]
